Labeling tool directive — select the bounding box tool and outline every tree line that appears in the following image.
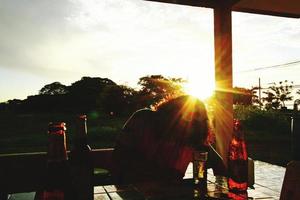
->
[1,76,298,116]
[237,80,299,110]
[0,75,185,116]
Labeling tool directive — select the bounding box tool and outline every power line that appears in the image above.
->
[239,60,300,73]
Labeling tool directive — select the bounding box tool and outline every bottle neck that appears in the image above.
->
[233,129,244,140]
[75,116,88,145]
[47,132,68,162]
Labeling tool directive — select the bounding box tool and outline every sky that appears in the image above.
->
[0,0,299,102]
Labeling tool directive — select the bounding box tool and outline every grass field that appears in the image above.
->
[0,111,292,167]
[0,111,126,154]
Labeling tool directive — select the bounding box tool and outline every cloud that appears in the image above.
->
[0,0,212,81]
[0,0,80,76]
[232,12,300,71]
[2,0,298,102]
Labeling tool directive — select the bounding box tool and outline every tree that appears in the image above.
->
[137,75,185,107]
[262,80,293,110]
[69,77,116,95]
[68,77,117,112]
[97,84,137,116]
[39,82,68,95]
[295,89,300,101]
[233,87,253,106]
[246,86,264,108]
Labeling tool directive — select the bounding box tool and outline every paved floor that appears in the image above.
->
[250,161,286,200]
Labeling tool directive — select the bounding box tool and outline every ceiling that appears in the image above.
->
[146,0,300,18]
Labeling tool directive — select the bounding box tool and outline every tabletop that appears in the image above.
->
[7,161,285,200]
[92,164,281,200]
[94,178,244,200]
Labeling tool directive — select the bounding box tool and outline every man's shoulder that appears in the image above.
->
[123,108,155,132]
[132,108,155,119]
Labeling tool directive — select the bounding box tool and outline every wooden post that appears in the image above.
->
[214,4,233,167]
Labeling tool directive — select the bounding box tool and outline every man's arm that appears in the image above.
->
[112,109,155,183]
[207,144,227,176]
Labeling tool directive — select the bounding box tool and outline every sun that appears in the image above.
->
[183,79,215,100]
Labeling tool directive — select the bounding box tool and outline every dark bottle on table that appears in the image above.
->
[228,119,248,192]
[69,115,94,200]
[35,122,71,200]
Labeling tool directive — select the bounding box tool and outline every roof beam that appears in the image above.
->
[145,0,300,18]
[145,0,241,8]
[145,0,217,9]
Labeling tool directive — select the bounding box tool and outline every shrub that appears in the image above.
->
[234,105,291,134]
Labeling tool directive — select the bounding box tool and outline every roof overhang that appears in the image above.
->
[146,0,300,18]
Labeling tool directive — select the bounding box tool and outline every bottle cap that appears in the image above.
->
[76,115,87,136]
[78,114,87,121]
[48,122,66,134]
[233,119,241,131]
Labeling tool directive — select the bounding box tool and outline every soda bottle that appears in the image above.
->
[35,122,71,200]
[228,119,248,192]
[69,115,93,200]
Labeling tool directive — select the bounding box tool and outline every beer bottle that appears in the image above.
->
[69,115,94,200]
[35,122,71,200]
[228,119,248,192]
[193,149,208,198]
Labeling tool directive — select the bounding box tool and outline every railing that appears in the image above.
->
[0,148,114,195]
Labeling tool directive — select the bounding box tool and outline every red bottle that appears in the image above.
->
[228,119,248,192]
[35,122,71,200]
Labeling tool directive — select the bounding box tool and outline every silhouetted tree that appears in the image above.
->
[97,85,137,116]
[250,87,262,108]
[263,80,293,110]
[39,82,68,95]
[233,87,253,105]
[295,89,300,102]
[0,102,7,112]
[7,99,23,112]
[68,77,117,112]
[137,75,185,107]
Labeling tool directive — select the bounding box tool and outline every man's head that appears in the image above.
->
[155,95,210,146]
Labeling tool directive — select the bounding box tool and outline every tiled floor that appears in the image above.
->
[251,161,286,200]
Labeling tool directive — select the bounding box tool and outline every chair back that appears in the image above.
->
[280,161,300,200]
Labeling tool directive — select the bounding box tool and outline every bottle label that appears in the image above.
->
[228,159,248,183]
[35,190,64,200]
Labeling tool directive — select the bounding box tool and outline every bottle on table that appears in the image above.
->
[228,119,248,192]
[69,115,94,200]
[35,122,71,200]
[193,148,208,198]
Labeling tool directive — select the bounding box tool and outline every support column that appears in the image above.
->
[214,5,233,167]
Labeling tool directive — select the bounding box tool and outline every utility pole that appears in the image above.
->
[259,78,262,109]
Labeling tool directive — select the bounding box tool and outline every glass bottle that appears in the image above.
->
[35,122,71,200]
[193,148,208,198]
[228,119,248,192]
[69,115,93,200]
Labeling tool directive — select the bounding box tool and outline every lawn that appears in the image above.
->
[0,111,293,167]
[0,111,126,154]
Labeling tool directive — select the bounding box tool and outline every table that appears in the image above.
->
[92,167,273,200]
[94,177,245,200]
[92,161,284,200]
[7,161,284,200]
